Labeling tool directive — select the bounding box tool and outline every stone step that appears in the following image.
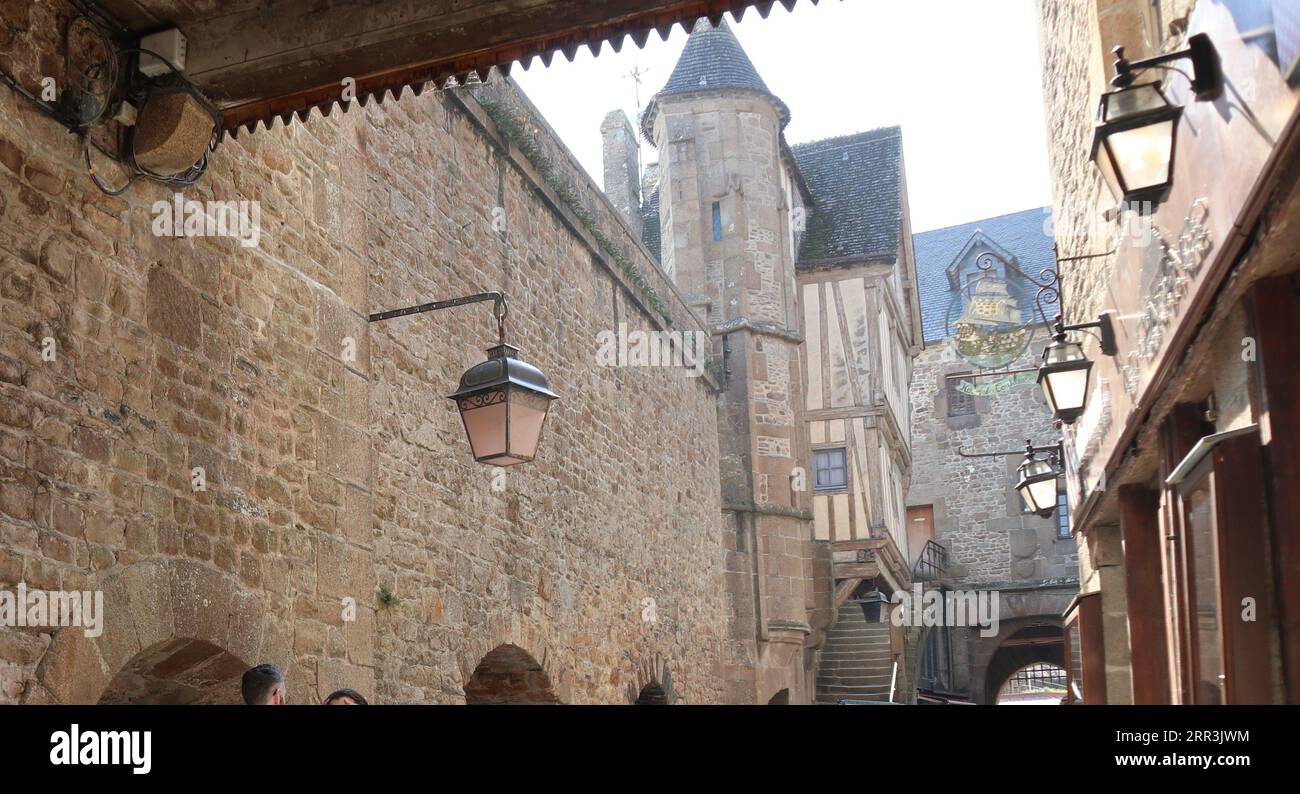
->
[818,665,894,677]
[820,650,893,660]
[820,657,893,666]
[826,628,891,638]
[818,687,893,696]
[815,695,890,704]
[817,676,894,688]
[819,654,893,665]
[820,642,891,653]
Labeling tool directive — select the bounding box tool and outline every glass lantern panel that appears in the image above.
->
[459,390,508,460]
[1107,120,1175,191]
[1094,138,1124,201]
[505,390,552,462]
[1024,477,1059,514]
[1043,366,1090,415]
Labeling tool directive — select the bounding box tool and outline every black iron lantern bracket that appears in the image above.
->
[368,290,508,342]
[1109,32,1222,100]
[368,291,558,467]
[958,440,1065,519]
[1049,313,1118,357]
[956,439,1062,466]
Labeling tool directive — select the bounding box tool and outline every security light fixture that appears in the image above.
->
[1090,33,1222,207]
[369,292,557,467]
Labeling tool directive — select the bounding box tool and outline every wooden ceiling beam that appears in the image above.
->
[96,0,775,133]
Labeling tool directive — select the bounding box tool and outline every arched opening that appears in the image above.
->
[464,644,559,704]
[984,624,1066,705]
[996,662,1067,705]
[99,638,250,705]
[767,688,790,705]
[633,683,669,704]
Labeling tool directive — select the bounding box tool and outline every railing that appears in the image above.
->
[912,539,950,582]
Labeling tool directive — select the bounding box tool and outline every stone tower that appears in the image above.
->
[600,110,642,230]
[641,19,825,704]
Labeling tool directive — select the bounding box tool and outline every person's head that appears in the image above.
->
[323,688,368,706]
[241,664,287,705]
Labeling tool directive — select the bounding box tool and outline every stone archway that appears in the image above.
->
[982,624,1066,705]
[995,661,1067,705]
[23,559,281,705]
[633,682,669,704]
[766,688,790,705]
[464,644,559,704]
[98,638,249,704]
[962,586,1076,704]
[624,653,676,705]
[455,614,572,704]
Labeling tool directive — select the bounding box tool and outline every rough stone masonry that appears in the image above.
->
[0,2,729,704]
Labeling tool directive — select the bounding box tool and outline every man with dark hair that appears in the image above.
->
[323,688,368,705]
[241,664,287,705]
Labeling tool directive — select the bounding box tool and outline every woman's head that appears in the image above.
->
[323,688,369,705]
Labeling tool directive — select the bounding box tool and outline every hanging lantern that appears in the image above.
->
[1016,453,1060,519]
[449,343,557,467]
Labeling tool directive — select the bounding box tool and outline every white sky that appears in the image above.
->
[512,0,1053,233]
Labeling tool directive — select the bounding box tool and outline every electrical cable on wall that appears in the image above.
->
[1,12,222,196]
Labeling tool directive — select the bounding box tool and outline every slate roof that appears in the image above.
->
[912,207,1055,343]
[640,19,789,139]
[791,128,903,265]
[660,19,777,98]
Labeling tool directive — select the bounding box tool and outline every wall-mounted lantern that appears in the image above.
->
[369,292,557,467]
[1090,33,1222,207]
[1015,443,1062,519]
[957,440,1064,519]
[1038,312,1117,425]
[958,249,1121,426]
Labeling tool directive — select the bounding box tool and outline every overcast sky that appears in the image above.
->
[513,0,1053,233]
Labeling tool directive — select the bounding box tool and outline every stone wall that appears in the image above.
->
[908,337,1077,587]
[0,2,726,704]
[908,333,1079,699]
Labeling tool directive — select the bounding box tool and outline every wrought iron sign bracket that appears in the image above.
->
[973,249,1117,354]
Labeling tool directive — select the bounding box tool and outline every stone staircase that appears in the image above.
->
[815,600,897,704]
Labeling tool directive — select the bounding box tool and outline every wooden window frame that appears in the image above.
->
[1167,425,1276,704]
[1063,592,1106,705]
[812,447,848,493]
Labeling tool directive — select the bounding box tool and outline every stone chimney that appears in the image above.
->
[600,110,641,229]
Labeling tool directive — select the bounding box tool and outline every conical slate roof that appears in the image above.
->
[661,19,776,98]
[640,18,789,139]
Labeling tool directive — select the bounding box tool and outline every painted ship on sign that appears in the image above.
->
[947,276,1033,370]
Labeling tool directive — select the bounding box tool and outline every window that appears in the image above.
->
[813,448,847,492]
[1057,483,1070,539]
[711,202,722,241]
[1169,426,1274,704]
[946,372,975,417]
